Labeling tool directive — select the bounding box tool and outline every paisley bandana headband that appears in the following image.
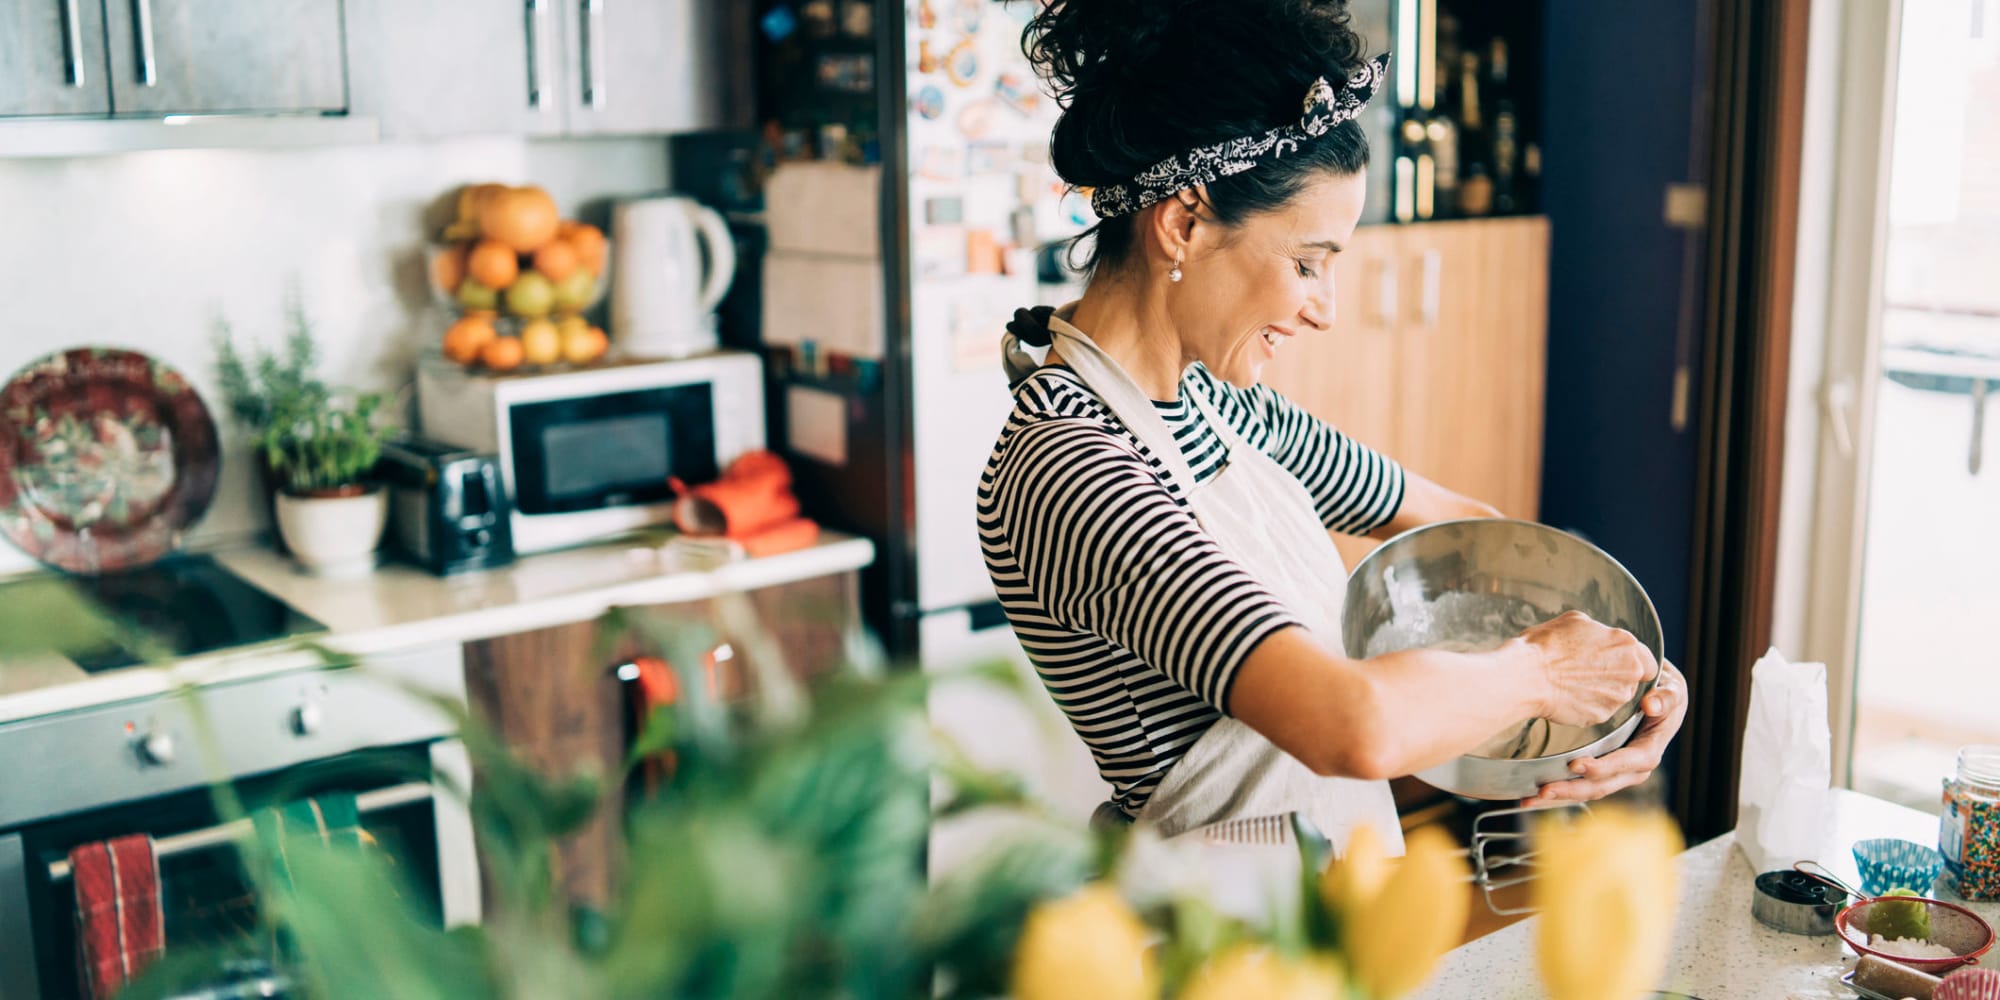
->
[1087,53,1392,219]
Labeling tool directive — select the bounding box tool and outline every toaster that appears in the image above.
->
[376,437,514,575]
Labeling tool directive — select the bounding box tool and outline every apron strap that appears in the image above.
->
[1042,312,1208,500]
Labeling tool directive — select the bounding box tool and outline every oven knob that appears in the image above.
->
[292,701,324,737]
[136,730,176,766]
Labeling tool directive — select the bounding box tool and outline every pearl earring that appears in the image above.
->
[1168,260,1183,283]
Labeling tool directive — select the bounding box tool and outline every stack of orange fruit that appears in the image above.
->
[433,183,611,372]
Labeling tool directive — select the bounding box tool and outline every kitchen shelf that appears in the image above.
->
[0,114,381,159]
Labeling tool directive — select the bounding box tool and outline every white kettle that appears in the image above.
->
[610,195,738,358]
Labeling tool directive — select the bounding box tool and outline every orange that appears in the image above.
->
[533,239,580,283]
[519,318,561,366]
[431,243,469,294]
[480,336,525,371]
[467,240,520,289]
[457,182,508,225]
[561,222,608,275]
[481,186,561,254]
[561,324,608,364]
[442,315,497,364]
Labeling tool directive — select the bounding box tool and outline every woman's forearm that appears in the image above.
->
[1230,627,1549,780]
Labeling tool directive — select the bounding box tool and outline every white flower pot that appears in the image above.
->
[274,486,387,577]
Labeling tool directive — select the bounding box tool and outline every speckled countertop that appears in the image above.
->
[1414,788,2000,1000]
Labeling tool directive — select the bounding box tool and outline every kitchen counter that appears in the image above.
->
[0,532,874,725]
[1415,788,1999,999]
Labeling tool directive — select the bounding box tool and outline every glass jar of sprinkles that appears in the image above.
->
[1941,745,2000,900]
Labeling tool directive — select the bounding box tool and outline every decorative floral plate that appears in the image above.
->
[0,348,219,574]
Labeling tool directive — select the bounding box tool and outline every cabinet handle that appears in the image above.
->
[524,0,543,108]
[132,0,157,86]
[1419,248,1441,329]
[1373,257,1398,328]
[580,0,605,108]
[1971,378,1988,477]
[61,0,86,86]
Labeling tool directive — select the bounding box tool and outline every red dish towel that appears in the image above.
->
[68,834,165,1000]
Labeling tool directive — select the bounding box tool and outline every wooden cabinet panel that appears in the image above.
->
[462,570,861,909]
[0,0,111,117]
[102,0,345,115]
[1271,217,1549,536]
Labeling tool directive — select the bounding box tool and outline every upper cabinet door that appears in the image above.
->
[102,0,345,115]
[559,0,731,135]
[0,0,111,117]
[345,0,566,139]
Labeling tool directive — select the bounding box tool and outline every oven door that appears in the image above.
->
[0,740,476,999]
[503,383,722,552]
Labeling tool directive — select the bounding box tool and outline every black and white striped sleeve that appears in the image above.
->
[1232,381,1406,535]
[987,417,1303,711]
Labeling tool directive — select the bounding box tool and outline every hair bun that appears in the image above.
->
[1023,0,1187,100]
[1006,306,1057,348]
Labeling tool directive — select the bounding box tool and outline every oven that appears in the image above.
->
[0,644,478,998]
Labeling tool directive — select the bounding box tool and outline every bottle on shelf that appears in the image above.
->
[1427,12,1462,217]
[1453,50,1488,217]
[1493,103,1519,215]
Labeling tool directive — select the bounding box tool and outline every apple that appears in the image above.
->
[505,272,555,318]
[519,319,561,366]
[551,269,597,313]
[457,279,499,311]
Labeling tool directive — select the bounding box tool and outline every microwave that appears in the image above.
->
[416,352,766,554]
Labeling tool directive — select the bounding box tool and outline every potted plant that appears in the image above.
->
[217,305,397,575]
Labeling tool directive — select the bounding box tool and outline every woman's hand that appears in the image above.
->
[1520,610,1658,727]
[1521,660,1689,807]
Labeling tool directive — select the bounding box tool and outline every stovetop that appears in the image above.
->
[0,554,325,672]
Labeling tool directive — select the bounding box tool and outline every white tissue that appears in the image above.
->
[1733,647,1834,875]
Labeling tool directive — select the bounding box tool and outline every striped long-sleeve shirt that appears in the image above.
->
[976,363,1406,814]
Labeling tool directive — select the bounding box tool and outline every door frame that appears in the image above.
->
[1780,0,1902,787]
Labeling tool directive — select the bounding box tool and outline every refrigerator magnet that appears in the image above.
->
[944,37,979,87]
[912,84,946,121]
[995,71,1041,116]
[915,0,936,30]
[915,228,967,280]
[966,142,1010,176]
[917,38,940,75]
[916,144,962,181]
[955,0,984,34]
[924,196,965,226]
[955,98,999,140]
[965,229,1005,275]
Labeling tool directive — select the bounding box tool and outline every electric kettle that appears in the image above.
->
[610,195,738,358]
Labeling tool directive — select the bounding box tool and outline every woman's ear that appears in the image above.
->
[1143,192,1194,269]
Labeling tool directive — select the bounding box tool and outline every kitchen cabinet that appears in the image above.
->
[344,0,565,139]
[347,0,745,141]
[558,0,734,136]
[102,0,345,115]
[461,568,862,907]
[0,1,111,117]
[1263,216,1548,566]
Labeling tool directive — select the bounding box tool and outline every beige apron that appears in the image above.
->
[1024,308,1403,858]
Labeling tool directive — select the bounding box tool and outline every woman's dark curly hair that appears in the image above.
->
[1023,0,1374,277]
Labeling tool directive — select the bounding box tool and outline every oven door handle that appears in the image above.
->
[46,781,436,882]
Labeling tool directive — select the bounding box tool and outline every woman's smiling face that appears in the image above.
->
[1170,169,1368,388]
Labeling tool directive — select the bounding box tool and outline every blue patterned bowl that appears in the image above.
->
[1854,838,1945,896]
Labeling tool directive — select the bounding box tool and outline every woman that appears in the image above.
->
[978,0,1689,851]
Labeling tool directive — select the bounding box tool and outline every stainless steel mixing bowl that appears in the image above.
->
[1341,518,1664,800]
